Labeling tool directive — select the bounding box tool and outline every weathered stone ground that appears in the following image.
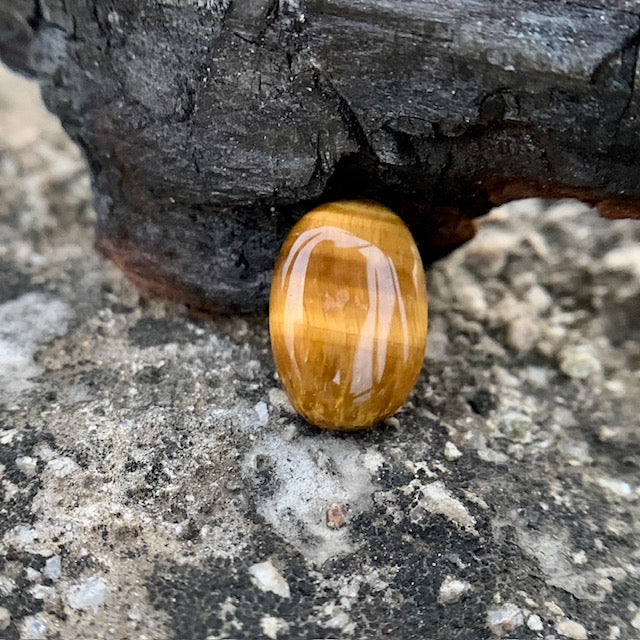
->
[1,63,639,640]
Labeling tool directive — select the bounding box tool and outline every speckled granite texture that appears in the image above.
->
[0,64,639,640]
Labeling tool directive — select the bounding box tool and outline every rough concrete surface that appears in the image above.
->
[1,64,639,640]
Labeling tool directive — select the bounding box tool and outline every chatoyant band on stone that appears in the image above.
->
[269,200,428,430]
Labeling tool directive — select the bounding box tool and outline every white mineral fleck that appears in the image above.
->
[497,411,533,443]
[631,610,640,630]
[0,606,10,631]
[45,456,79,479]
[268,388,294,413]
[25,567,40,581]
[595,476,634,500]
[556,617,588,639]
[444,441,462,461]
[7,525,42,553]
[0,293,71,404]
[29,585,55,602]
[466,228,519,274]
[384,416,401,429]
[362,451,385,473]
[418,481,478,535]
[16,456,38,477]
[545,601,564,616]
[128,603,142,622]
[602,245,640,278]
[438,575,471,604]
[426,328,448,361]
[559,345,602,379]
[44,555,61,581]
[20,614,47,639]
[0,576,16,596]
[597,426,618,442]
[320,601,351,630]
[254,401,269,427]
[527,614,543,631]
[248,561,290,598]
[16,525,38,545]
[246,434,373,563]
[66,576,108,610]
[260,615,289,639]
[486,602,524,637]
[456,281,488,317]
[524,284,552,312]
[506,316,539,352]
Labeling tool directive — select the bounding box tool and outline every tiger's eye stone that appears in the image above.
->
[269,200,428,430]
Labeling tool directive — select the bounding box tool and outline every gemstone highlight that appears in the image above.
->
[269,200,428,430]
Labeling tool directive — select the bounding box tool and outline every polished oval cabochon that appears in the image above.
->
[269,201,428,430]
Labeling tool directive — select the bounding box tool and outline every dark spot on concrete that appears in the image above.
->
[0,260,32,304]
[467,389,496,416]
[128,317,193,348]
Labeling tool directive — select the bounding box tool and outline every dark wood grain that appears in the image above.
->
[1,0,638,311]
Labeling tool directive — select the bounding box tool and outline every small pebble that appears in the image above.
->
[0,606,10,631]
[248,561,290,599]
[326,503,349,529]
[444,441,462,461]
[527,614,543,631]
[16,456,38,477]
[438,575,471,604]
[44,555,61,581]
[260,615,289,639]
[0,576,16,596]
[384,416,401,429]
[268,388,294,413]
[45,456,79,479]
[631,610,640,630]
[320,601,352,630]
[597,426,617,442]
[25,567,40,582]
[362,451,385,473]
[254,401,269,427]
[602,245,640,278]
[595,476,633,500]
[30,585,55,602]
[67,576,108,610]
[559,345,602,379]
[486,602,524,637]
[506,316,539,352]
[20,615,47,639]
[13,525,37,546]
[497,411,532,443]
[556,617,588,639]
[418,481,478,535]
[524,285,552,312]
[545,601,565,616]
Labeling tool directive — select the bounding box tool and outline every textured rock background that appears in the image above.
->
[1,64,640,640]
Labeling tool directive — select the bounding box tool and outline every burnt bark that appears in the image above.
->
[1,0,639,312]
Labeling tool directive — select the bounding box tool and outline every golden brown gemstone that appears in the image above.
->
[269,200,428,430]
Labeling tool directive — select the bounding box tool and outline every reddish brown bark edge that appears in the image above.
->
[480,175,640,219]
[97,179,639,314]
[96,214,477,315]
[97,236,227,316]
